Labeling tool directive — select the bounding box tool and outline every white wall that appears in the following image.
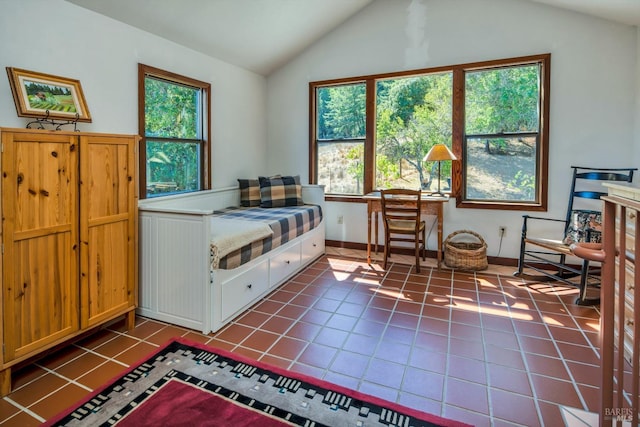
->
[267,0,638,259]
[0,0,268,189]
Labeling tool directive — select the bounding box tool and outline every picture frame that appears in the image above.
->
[6,67,92,122]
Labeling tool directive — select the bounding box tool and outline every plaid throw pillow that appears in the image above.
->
[258,175,303,208]
[238,179,261,207]
[563,209,602,245]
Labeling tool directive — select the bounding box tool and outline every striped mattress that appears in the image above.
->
[211,204,323,270]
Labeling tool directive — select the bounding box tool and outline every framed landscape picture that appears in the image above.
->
[6,67,92,122]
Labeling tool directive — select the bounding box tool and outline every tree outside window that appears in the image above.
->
[138,64,211,199]
[376,73,452,192]
[309,54,549,210]
[315,83,365,195]
[464,64,540,202]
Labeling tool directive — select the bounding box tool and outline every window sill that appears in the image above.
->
[324,192,455,204]
[324,195,367,203]
[455,199,546,211]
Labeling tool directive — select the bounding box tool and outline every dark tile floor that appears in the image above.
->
[1,248,603,426]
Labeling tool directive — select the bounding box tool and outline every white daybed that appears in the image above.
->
[138,185,325,334]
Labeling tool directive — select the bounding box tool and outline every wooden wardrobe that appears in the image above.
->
[0,128,138,396]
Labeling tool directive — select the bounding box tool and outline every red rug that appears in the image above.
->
[44,338,471,427]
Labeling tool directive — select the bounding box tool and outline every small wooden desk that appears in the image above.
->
[363,192,448,269]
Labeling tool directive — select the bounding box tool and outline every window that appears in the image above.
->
[315,82,366,194]
[376,73,452,192]
[461,62,544,206]
[309,54,550,210]
[138,64,211,199]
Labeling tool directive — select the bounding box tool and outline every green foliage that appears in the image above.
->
[316,64,540,194]
[375,154,400,188]
[146,141,200,195]
[317,84,365,139]
[377,77,430,124]
[144,77,202,196]
[465,64,539,134]
[376,73,453,189]
[345,145,364,193]
[508,170,535,199]
[145,77,198,139]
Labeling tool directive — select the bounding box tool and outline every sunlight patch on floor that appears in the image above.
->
[449,301,534,320]
[370,287,412,300]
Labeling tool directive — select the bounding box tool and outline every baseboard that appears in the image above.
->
[325,239,518,267]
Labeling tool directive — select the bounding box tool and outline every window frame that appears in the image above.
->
[138,63,211,199]
[313,80,368,196]
[309,53,550,210]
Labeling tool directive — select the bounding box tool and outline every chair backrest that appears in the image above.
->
[565,166,636,224]
[380,189,421,231]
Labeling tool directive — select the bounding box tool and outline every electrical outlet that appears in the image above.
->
[337,215,344,225]
[499,226,506,237]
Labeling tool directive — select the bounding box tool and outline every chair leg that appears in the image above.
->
[576,260,599,305]
[421,228,426,261]
[558,253,567,277]
[383,234,389,270]
[514,219,528,276]
[414,237,420,273]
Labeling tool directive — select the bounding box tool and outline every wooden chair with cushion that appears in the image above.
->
[381,189,426,272]
[514,166,636,305]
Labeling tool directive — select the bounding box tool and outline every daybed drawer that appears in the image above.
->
[270,243,301,287]
[301,227,325,265]
[221,259,269,320]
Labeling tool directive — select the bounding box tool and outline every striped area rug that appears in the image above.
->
[44,338,470,427]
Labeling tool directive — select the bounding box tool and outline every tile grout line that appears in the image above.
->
[241,273,324,368]
[397,265,433,403]
[473,270,496,422]
[439,268,455,418]
[526,284,591,413]
[555,295,601,360]
[2,319,160,420]
[300,258,394,392]
[8,317,177,425]
[498,274,550,424]
[1,397,46,424]
[320,272,378,388]
[5,250,604,426]
[228,257,335,369]
[296,259,390,389]
[375,263,415,403]
[31,362,95,393]
[441,272,501,421]
[499,279,582,425]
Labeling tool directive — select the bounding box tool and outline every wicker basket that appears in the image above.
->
[444,230,488,271]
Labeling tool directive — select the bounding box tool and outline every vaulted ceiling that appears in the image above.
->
[65,0,640,76]
[65,0,374,75]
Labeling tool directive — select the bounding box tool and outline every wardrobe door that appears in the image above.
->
[1,131,79,361]
[79,134,137,328]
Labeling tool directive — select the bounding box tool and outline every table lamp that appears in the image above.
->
[423,144,457,196]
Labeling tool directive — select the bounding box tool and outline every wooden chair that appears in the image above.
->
[381,189,426,272]
[514,166,636,305]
